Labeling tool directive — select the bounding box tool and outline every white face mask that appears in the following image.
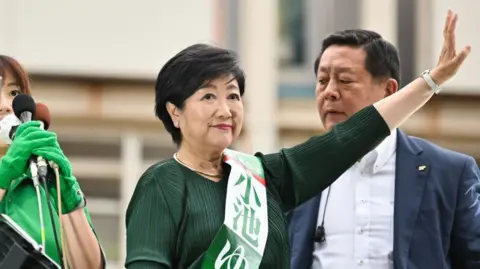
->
[0,113,21,144]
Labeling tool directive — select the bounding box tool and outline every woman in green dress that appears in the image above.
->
[125,11,470,269]
[0,55,105,268]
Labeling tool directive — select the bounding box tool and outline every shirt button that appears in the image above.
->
[7,198,11,203]
[359,228,364,234]
[361,199,367,203]
[358,260,364,265]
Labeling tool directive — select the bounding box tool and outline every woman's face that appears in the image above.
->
[169,74,244,152]
[0,70,21,120]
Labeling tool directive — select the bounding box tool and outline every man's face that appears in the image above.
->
[315,45,397,131]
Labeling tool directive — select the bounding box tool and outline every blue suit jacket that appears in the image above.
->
[288,130,480,269]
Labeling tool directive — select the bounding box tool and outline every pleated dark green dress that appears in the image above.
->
[125,105,390,269]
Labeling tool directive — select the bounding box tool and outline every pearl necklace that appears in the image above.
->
[173,153,223,178]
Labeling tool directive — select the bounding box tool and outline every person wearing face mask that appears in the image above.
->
[0,55,105,269]
[124,10,471,269]
[288,11,480,269]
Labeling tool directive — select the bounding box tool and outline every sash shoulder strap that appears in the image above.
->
[201,149,269,269]
[223,149,265,178]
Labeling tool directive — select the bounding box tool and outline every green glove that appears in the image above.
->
[33,150,84,214]
[0,121,83,214]
[0,121,57,188]
[44,174,84,214]
[31,138,84,215]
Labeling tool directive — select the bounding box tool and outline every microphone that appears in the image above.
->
[33,103,52,179]
[7,101,51,138]
[34,103,51,131]
[11,94,47,252]
[12,94,36,124]
[0,93,36,144]
[12,94,38,183]
[4,101,51,178]
[314,225,326,243]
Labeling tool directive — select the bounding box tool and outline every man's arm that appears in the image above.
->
[451,157,480,268]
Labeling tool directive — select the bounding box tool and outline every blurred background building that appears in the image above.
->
[1,0,479,267]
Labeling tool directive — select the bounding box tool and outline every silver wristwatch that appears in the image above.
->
[421,69,441,94]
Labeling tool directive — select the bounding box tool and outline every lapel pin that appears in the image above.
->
[418,165,427,171]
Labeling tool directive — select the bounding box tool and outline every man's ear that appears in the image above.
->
[384,78,399,97]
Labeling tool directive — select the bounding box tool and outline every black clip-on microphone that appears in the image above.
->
[314,225,326,243]
[314,187,332,244]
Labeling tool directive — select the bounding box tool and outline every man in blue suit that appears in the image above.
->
[289,28,480,269]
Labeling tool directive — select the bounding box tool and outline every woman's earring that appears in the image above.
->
[174,121,179,128]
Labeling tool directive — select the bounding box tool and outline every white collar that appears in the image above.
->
[358,130,397,174]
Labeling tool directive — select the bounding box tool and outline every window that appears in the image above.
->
[277,0,361,98]
[277,0,328,98]
[279,0,306,67]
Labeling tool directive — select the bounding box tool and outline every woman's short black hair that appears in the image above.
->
[155,43,245,145]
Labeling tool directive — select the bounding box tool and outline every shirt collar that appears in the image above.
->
[358,129,397,174]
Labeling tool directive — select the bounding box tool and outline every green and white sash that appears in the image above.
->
[201,149,268,269]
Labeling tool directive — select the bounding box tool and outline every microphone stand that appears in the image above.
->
[38,156,64,268]
[30,158,46,252]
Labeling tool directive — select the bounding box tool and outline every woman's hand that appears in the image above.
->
[0,121,84,213]
[431,10,471,85]
[0,121,57,188]
[30,129,84,214]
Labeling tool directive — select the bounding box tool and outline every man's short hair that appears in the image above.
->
[314,29,401,84]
